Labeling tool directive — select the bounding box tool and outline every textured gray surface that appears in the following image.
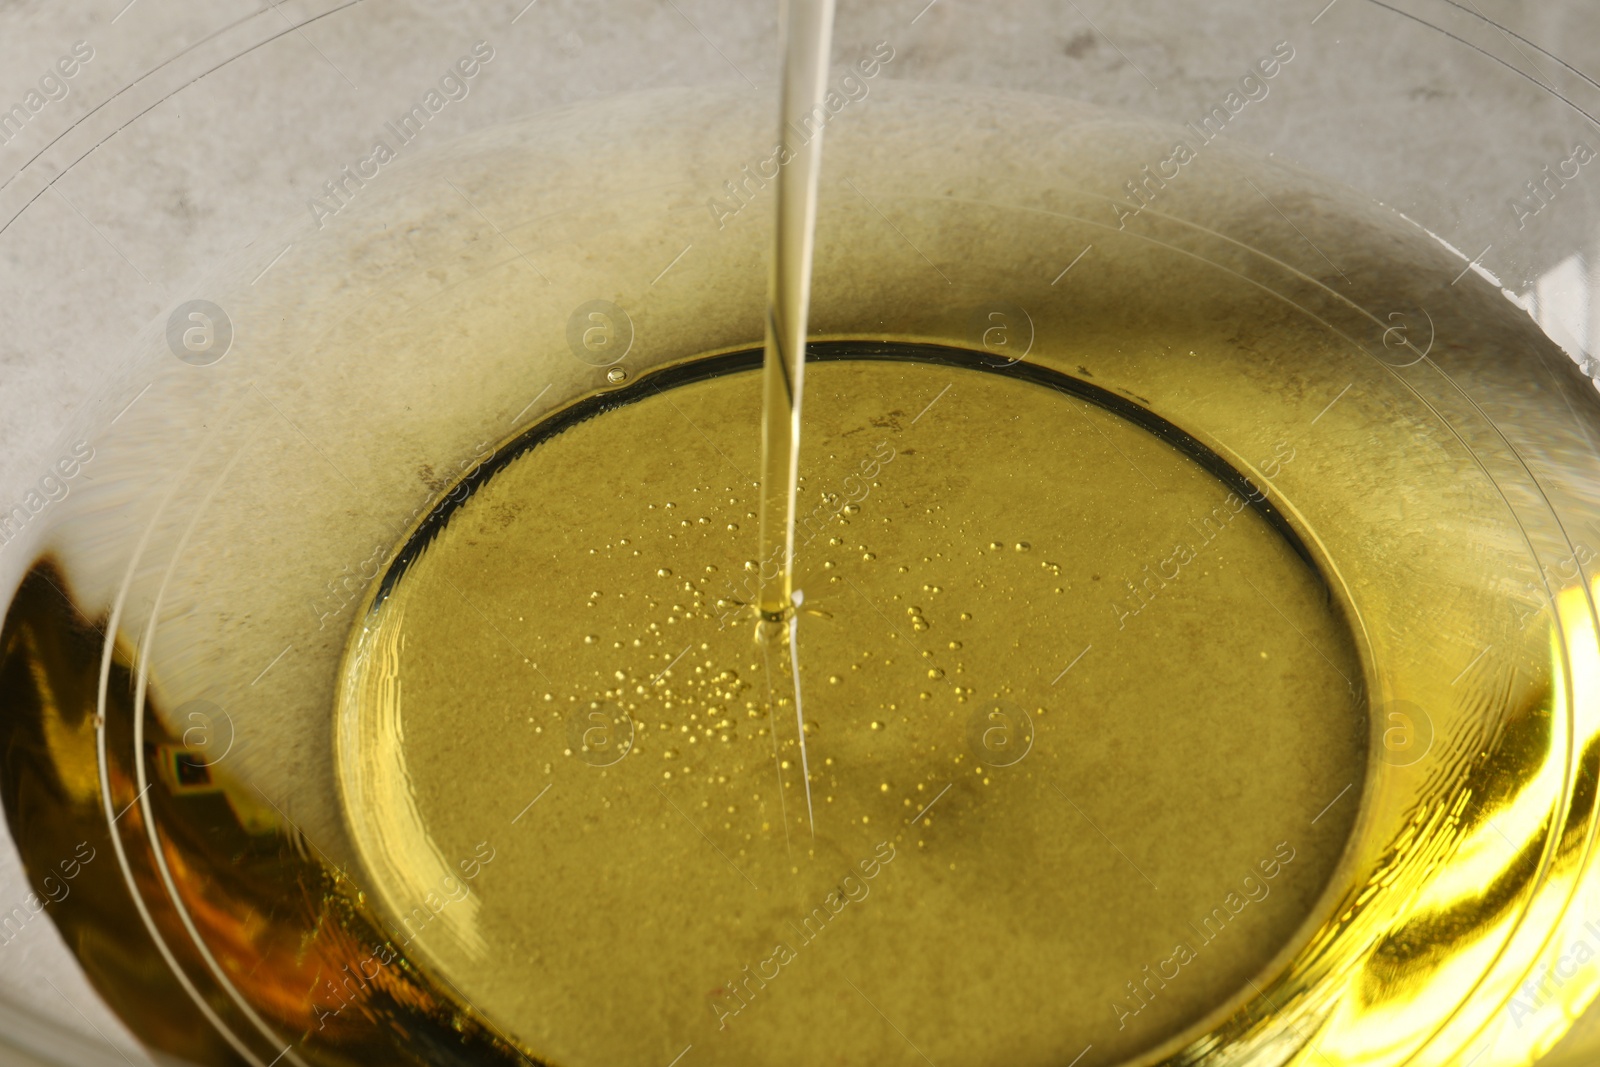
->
[3,0,1600,1062]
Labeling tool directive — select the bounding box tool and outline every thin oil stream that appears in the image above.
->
[753,0,837,844]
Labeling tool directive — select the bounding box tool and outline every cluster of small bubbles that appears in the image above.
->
[907,605,931,632]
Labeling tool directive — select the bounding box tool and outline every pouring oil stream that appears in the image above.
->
[754,0,837,845]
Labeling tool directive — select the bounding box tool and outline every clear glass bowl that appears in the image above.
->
[5,2,1600,1066]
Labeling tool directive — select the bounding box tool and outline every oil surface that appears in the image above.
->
[336,350,1365,1067]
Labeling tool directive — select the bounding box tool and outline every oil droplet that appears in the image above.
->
[870,721,884,730]
[657,568,673,577]
[1014,541,1031,552]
